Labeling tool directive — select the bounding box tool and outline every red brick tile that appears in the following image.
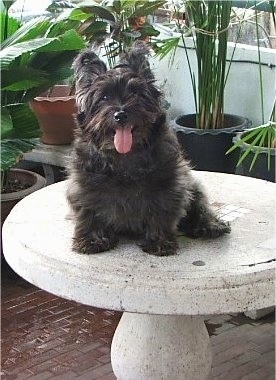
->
[211,360,236,376]
[49,361,78,376]
[213,344,249,366]
[28,359,58,376]
[215,362,262,380]
[255,365,276,378]
[49,371,78,379]
[70,357,102,375]
[98,354,112,364]
[97,375,117,380]
[85,363,114,378]
[241,373,264,380]
[52,349,83,363]
[1,369,34,379]
[35,338,64,352]
[233,350,262,366]
[78,341,103,353]
[27,370,53,380]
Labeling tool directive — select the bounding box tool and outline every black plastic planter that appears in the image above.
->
[171,114,252,173]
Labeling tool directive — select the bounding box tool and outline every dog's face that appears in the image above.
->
[73,44,164,154]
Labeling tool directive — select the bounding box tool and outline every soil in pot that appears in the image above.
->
[1,169,46,222]
[171,114,251,174]
[30,85,77,145]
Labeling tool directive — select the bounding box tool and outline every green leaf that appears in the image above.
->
[228,124,276,171]
[139,24,160,38]
[0,30,85,68]
[1,16,51,48]
[1,67,49,90]
[0,11,20,43]
[63,8,91,21]
[77,4,116,22]
[1,38,61,67]
[80,19,108,36]
[1,103,41,139]
[152,37,180,62]
[1,103,41,171]
[1,106,12,137]
[1,139,38,171]
[132,1,165,17]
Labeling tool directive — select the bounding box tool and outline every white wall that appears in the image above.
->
[150,37,276,126]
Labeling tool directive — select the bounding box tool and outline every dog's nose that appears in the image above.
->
[114,110,128,123]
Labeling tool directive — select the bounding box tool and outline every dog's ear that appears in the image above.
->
[73,50,106,111]
[73,50,107,84]
[117,41,154,81]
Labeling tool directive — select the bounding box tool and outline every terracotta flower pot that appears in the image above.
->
[30,85,77,145]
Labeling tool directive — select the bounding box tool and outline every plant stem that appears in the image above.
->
[255,2,265,124]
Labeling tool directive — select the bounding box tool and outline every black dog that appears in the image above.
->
[67,43,230,256]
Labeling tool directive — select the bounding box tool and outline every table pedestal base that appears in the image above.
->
[111,313,212,380]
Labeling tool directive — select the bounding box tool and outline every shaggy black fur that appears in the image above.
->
[67,43,230,256]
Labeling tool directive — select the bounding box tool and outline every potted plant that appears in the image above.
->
[226,4,276,183]
[6,4,87,145]
[227,106,276,182]
[1,111,46,222]
[1,1,86,147]
[154,0,252,173]
[0,1,85,219]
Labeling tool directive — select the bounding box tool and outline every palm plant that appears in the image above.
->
[0,0,85,189]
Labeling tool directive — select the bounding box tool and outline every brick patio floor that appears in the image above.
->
[1,259,275,380]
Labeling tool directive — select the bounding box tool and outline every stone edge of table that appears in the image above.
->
[3,172,276,316]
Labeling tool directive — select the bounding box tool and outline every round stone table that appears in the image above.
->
[3,172,275,380]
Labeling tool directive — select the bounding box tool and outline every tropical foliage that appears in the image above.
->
[0,0,85,182]
[60,0,165,68]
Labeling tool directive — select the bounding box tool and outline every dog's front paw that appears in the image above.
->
[72,235,119,254]
[186,218,231,239]
[140,239,178,256]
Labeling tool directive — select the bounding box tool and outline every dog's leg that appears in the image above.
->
[178,184,230,238]
[140,223,179,256]
[72,208,118,254]
[140,237,178,256]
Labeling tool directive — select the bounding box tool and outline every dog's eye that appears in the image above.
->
[101,95,109,101]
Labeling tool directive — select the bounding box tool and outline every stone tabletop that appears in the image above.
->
[3,172,275,316]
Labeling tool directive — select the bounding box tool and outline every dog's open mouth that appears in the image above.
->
[114,126,134,154]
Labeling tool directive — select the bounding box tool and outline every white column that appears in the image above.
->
[111,312,212,380]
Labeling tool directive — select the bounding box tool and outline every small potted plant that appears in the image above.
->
[1,108,46,222]
[226,2,275,182]
[227,101,275,182]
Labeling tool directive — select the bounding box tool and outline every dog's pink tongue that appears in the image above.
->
[114,127,133,154]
